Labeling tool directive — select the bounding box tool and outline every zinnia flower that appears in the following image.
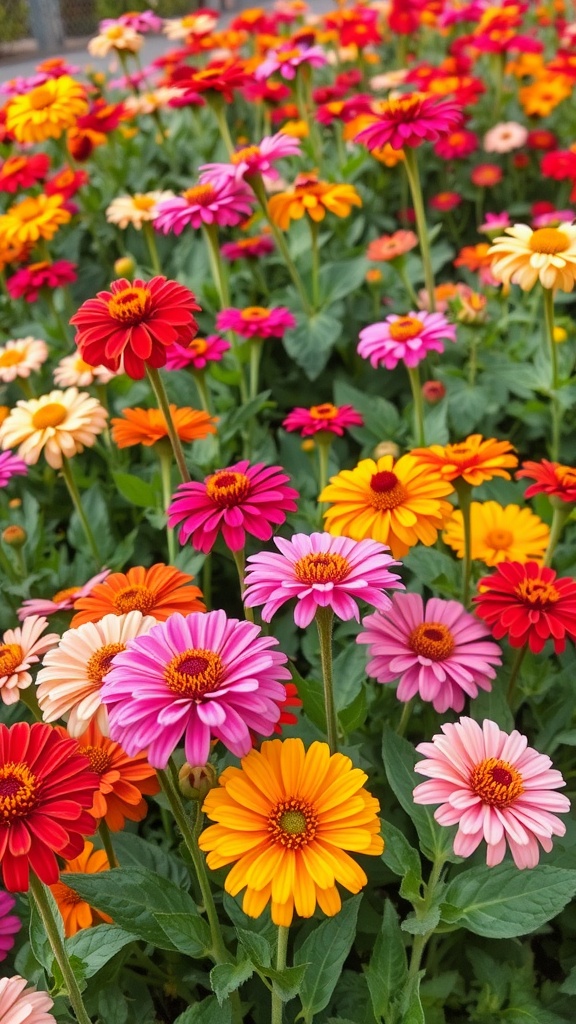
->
[199,132,302,185]
[268,173,361,230]
[168,461,299,553]
[443,501,550,566]
[0,721,98,890]
[0,977,55,1024]
[110,405,216,448]
[0,194,71,246]
[49,841,111,937]
[164,335,230,372]
[516,459,576,503]
[282,403,363,437]
[73,720,159,830]
[0,616,59,706]
[153,181,254,234]
[0,388,108,469]
[53,353,116,388]
[474,561,576,654]
[199,737,384,926]
[17,569,110,621]
[70,563,205,628]
[6,75,88,143]
[70,276,201,380]
[255,43,327,81]
[355,93,462,151]
[488,224,576,291]
[101,610,291,767]
[36,611,157,735]
[221,235,275,261]
[358,593,502,713]
[0,337,48,383]
[106,191,174,230]
[0,892,20,961]
[411,436,518,486]
[88,23,143,56]
[358,312,457,370]
[484,121,528,153]
[0,450,27,489]
[6,260,77,302]
[216,306,296,339]
[413,717,570,868]
[319,454,454,558]
[367,231,418,261]
[244,532,403,627]
[0,153,50,193]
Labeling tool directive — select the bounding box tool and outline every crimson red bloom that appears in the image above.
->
[77,99,125,134]
[0,154,50,193]
[0,722,99,891]
[474,561,576,654]
[6,260,77,302]
[45,167,88,200]
[517,459,576,503]
[167,60,248,102]
[70,276,201,380]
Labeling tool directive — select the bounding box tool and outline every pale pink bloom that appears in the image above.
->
[115,11,163,33]
[532,210,574,228]
[53,353,116,388]
[0,337,48,383]
[479,212,511,236]
[154,180,254,233]
[164,335,230,372]
[357,593,502,713]
[413,717,571,868]
[17,569,111,621]
[0,976,55,1024]
[123,88,186,116]
[101,610,291,767]
[255,43,327,81]
[282,402,363,437]
[0,388,108,470]
[162,13,218,40]
[216,306,296,339]
[358,311,457,370]
[0,616,59,706]
[484,122,528,153]
[199,132,302,186]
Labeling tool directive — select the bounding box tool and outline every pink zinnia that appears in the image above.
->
[282,402,363,437]
[6,260,77,302]
[244,532,403,627]
[168,460,299,553]
[0,977,55,1024]
[101,610,291,767]
[357,593,502,713]
[199,132,302,185]
[221,235,275,260]
[17,569,111,621]
[355,94,462,152]
[164,335,230,372]
[255,43,327,81]
[413,717,570,868]
[0,450,27,488]
[0,892,20,962]
[216,306,296,339]
[358,311,457,370]
[153,180,254,234]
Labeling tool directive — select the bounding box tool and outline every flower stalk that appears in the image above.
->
[407,365,426,447]
[60,455,101,565]
[271,925,290,1024]
[402,148,436,312]
[315,606,339,754]
[453,478,473,607]
[146,366,191,483]
[542,286,561,460]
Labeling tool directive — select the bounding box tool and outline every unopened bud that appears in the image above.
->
[178,762,217,801]
[8,498,21,509]
[422,380,446,404]
[373,440,400,459]
[301,439,315,453]
[114,255,136,279]
[2,525,27,548]
[366,268,382,285]
[554,326,568,344]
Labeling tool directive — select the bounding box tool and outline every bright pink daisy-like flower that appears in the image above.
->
[168,460,299,553]
[0,616,59,706]
[216,306,296,339]
[355,94,462,152]
[0,450,27,488]
[0,892,20,961]
[474,561,576,655]
[101,610,291,767]
[255,43,327,82]
[221,234,275,261]
[199,132,302,186]
[282,402,363,437]
[358,311,457,370]
[153,180,254,234]
[164,335,230,372]
[244,532,403,628]
[17,569,110,621]
[6,260,77,302]
[0,977,55,1024]
[357,593,502,714]
[413,717,570,868]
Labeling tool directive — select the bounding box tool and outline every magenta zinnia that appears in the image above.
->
[101,610,291,767]
[413,717,570,868]
[153,180,254,233]
[0,451,27,488]
[282,402,363,437]
[216,306,296,339]
[358,312,457,370]
[355,93,462,151]
[0,891,20,962]
[199,132,302,185]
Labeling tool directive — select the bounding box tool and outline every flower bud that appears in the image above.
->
[178,762,217,801]
[366,268,382,285]
[301,439,315,453]
[422,380,446,404]
[373,440,400,459]
[8,498,21,509]
[114,255,136,279]
[2,525,27,548]
[554,326,568,343]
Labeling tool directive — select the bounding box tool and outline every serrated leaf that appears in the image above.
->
[65,925,136,979]
[381,820,422,883]
[294,895,362,1023]
[283,311,341,380]
[210,961,253,1005]
[29,887,64,973]
[366,900,408,1023]
[236,928,272,968]
[265,963,308,1001]
[174,996,231,1024]
[111,831,190,889]
[153,912,211,958]
[112,471,158,509]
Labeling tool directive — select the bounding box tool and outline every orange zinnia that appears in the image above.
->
[49,841,111,937]
[267,173,361,230]
[111,405,216,448]
[453,243,493,273]
[411,435,518,487]
[74,720,159,830]
[70,563,205,627]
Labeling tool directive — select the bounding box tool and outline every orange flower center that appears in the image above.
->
[0,762,39,822]
[107,285,151,324]
[0,349,24,367]
[293,551,350,585]
[484,528,513,550]
[27,261,50,273]
[113,584,156,615]
[448,131,465,146]
[444,443,477,468]
[231,145,261,164]
[388,316,424,342]
[28,85,53,111]
[529,228,569,255]
[86,642,126,684]
[206,470,251,507]
[32,402,67,430]
[189,338,208,355]
[470,757,524,807]
[182,184,217,205]
[132,194,157,211]
[408,622,455,660]
[106,25,125,39]
[309,403,338,420]
[268,798,317,848]
[0,643,22,676]
[78,745,113,775]
[556,466,576,489]
[240,306,269,321]
[52,585,80,603]
[369,470,407,510]
[515,577,560,607]
[164,648,224,697]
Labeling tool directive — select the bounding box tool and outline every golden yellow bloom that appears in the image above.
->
[199,738,383,927]
[0,388,108,469]
[0,194,71,246]
[319,454,454,558]
[443,501,550,567]
[6,75,88,144]
[519,75,572,117]
[488,224,576,292]
[411,436,518,487]
[268,173,362,230]
[279,119,309,139]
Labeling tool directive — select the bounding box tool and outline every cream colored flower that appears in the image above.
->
[483,121,528,153]
[162,13,218,40]
[488,223,576,292]
[123,88,185,116]
[0,615,59,705]
[53,353,116,388]
[0,336,48,382]
[87,24,143,57]
[0,387,108,468]
[106,191,174,230]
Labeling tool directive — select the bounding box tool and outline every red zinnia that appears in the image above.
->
[0,722,98,891]
[474,561,576,654]
[70,276,201,380]
[516,459,576,503]
[7,260,77,302]
[0,154,50,193]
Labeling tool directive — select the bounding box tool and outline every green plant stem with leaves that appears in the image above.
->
[143,221,162,275]
[202,223,249,404]
[543,502,572,567]
[98,819,119,869]
[406,854,447,995]
[454,478,473,607]
[271,925,290,1024]
[157,441,177,564]
[209,97,235,158]
[542,286,561,460]
[247,172,313,315]
[315,606,339,754]
[146,366,191,484]
[402,148,436,312]
[407,365,426,447]
[309,220,321,311]
[60,456,101,565]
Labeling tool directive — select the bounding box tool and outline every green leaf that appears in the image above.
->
[318,258,369,304]
[111,831,190,889]
[52,955,86,995]
[97,984,128,1024]
[29,887,64,973]
[294,895,362,1023]
[470,682,514,731]
[210,961,254,1005]
[112,471,158,509]
[265,963,308,1001]
[333,380,400,441]
[283,310,341,380]
[442,863,576,938]
[236,928,272,969]
[399,977,425,1024]
[338,686,367,734]
[65,925,136,979]
[174,996,231,1024]
[366,900,408,1023]
[218,391,273,443]
[153,912,211,958]
[560,966,576,995]
[381,819,422,884]
[292,667,326,733]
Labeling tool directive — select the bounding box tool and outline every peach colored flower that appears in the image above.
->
[0,337,48,382]
[0,388,108,469]
[0,616,59,706]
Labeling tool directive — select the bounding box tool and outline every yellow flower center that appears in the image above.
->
[0,643,22,676]
[470,757,524,807]
[74,357,96,373]
[231,145,261,164]
[206,470,251,507]
[369,470,407,510]
[0,349,24,367]
[164,648,224,697]
[28,85,53,111]
[113,584,156,615]
[529,228,569,255]
[515,577,560,607]
[268,798,317,848]
[386,94,422,117]
[32,402,67,429]
[408,622,455,660]
[52,585,80,603]
[0,762,39,822]
[293,552,350,585]
[556,466,576,489]
[189,338,208,355]
[27,261,50,273]
[78,745,113,775]
[484,528,513,551]
[240,306,269,321]
[182,184,217,205]
[309,403,338,420]
[132,194,157,211]
[107,285,151,324]
[388,316,424,342]
[86,642,126,684]
[106,25,125,39]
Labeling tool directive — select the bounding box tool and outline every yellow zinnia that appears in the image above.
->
[199,738,384,927]
[0,194,71,246]
[6,75,88,144]
[267,173,362,230]
[443,501,550,567]
[319,454,454,558]
[488,223,576,292]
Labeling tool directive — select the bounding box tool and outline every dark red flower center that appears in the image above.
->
[107,285,152,324]
[0,762,39,822]
[164,647,224,697]
[86,642,126,684]
[470,757,524,807]
[269,798,317,848]
[206,470,251,507]
[369,470,407,510]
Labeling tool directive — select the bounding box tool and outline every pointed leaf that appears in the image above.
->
[294,895,362,1023]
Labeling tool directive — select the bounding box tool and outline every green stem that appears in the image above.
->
[29,874,93,1024]
[316,435,332,496]
[406,855,446,991]
[315,606,338,754]
[98,819,119,869]
[202,224,249,404]
[507,645,528,704]
[203,553,212,610]
[210,99,235,158]
[60,456,101,565]
[468,336,479,386]
[309,220,320,311]
[543,286,561,460]
[19,684,42,721]
[157,444,177,564]
[143,221,162,275]
[393,260,420,307]
[249,340,262,401]
[454,479,473,608]
[192,370,214,415]
[247,173,313,315]
[17,377,35,400]
[145,366,190,483]
[396,698,414,737]
[232,548,254,622]
[271,925,290,1024]
[543,503,571,567]
[407,365,425,446]
[403,148,436,312]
